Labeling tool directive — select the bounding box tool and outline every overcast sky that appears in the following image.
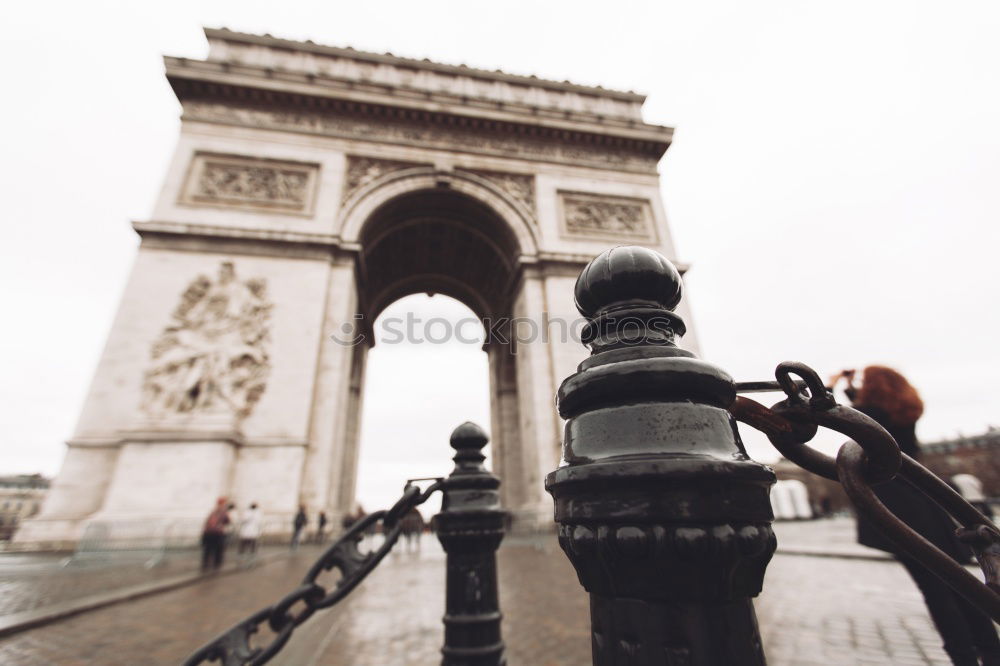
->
[2,1,999,511]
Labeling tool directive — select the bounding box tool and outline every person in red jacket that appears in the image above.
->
[831,366,999,666]
[201,497,231,571]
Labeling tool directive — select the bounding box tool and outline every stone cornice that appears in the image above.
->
[204,28,647,103]
[66,434,309,448]
[134,219,339,246]
[164,58,672,157]
[133,220,356,263]
[133,220,687,272]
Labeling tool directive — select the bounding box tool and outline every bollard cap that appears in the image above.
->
[574,246,682,319]
[450,421,488,452]
[446,422,499,486]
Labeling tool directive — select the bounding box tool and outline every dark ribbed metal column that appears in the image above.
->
[545,246,777,665]
[436,422,507,666]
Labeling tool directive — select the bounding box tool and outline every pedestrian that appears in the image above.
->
[400,507,423,552]
[353,504,372,547]
[238,502,262,563]
[831,366,1000,666]
[225,502,237,546]
[819,495,833,518]
[341,508,355,533]
[291,505,307,550]
[201,497,230,572]
[316,510,328,544]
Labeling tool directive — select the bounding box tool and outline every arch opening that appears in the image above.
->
[357,188,522,322]
[336,186,530,524]
[355,294,490,517]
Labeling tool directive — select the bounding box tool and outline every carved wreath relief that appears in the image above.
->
[560,191,654,240]
[142,262,272,419]
[182,153,317,213]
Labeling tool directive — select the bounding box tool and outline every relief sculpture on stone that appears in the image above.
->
[458,169,536,220]
[560,191,654,240]
[198,162,309,206]
[341,156,426,203]
[181,153,317,213]
[141,262,272,419]
[183,103,661,174]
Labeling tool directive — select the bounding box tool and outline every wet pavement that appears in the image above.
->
[0,523,963,665]
[0,547,283,617]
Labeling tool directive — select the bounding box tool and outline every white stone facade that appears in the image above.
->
[17,28,696,546]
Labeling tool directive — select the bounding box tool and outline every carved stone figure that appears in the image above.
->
[142,262,272,419]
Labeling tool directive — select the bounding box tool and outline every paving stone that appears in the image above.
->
[0,531,972,665]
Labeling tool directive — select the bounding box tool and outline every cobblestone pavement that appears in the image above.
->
[773,517,890,559]
[0,547,284,617]
[758,555,950,666]
[0,554,195,617]
[0,533,963,665]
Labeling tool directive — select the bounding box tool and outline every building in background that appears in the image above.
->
[772,425,1000,521]
[921,426,1000,497]
[0,474,50,541]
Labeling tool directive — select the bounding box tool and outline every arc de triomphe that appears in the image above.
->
[19,28,696,544]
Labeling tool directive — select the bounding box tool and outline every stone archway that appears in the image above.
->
[326,180,548,524]
[17,28,687,546]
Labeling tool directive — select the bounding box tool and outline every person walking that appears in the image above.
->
[400,507,424,552]
[291,505,307,550]
[353,504,373,547]
[340,508,356,534]
[831,366,1000,666]
[238,502,263,563]
[225,501,237,548]
[201,497,230,572]
[316,510,328,544]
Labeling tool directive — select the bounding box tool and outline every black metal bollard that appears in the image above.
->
[545,247,777,665]
[436,422,507,666]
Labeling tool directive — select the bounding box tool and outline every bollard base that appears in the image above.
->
[441,641,507,666]
[589,594,766,666]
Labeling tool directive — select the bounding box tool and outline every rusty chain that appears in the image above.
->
[182,479,443,666]
[731,361,1000,622]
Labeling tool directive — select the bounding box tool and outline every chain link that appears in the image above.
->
[182,479,443,666]
[731,361,1000,621]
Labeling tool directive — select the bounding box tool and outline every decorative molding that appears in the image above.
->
[66,435,309,449]
[558,191,656,241]
[180,152,319,214]
[342,156,427,203]
[182,102,662,174]
[204,28,647,113]
[456,169,535,220]
[142,262,272,420]
[556,521,776,602]
[558,522,774,562]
